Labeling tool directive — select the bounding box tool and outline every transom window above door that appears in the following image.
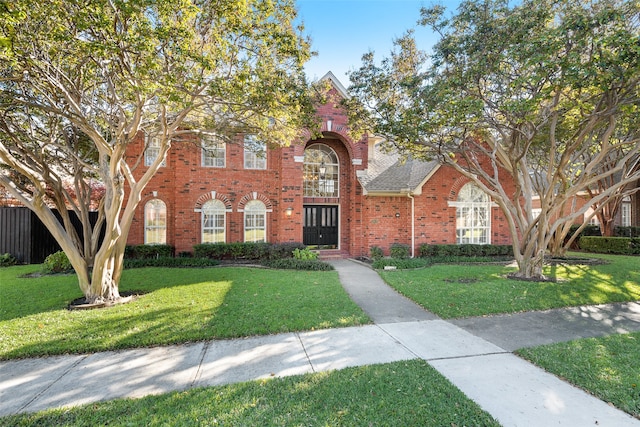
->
[304,143,339,197]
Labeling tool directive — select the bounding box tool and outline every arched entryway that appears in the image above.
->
[303,143,340,249]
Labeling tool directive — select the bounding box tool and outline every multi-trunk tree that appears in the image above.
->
[0,0,317,303]
[346,0,640,279]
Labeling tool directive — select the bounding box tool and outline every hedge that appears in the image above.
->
[579,236,640,255]
[418,243,512,258]
[124,257,220,269]
[125,244,174,259]
[193,242,306,260]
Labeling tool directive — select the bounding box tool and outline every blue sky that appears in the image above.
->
[296,0,462,85]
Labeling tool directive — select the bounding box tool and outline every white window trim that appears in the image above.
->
[451,184,492,245]
[243,200,267,243]
[144,199,167,244]
[201,199,226,243]
[144,135,166,167]
[202,137,226,168]
[244,135,267,170]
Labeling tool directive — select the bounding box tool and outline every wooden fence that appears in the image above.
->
[0,207,101,264]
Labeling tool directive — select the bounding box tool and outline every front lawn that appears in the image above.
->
[518,332,640,419]
[0,360,500,427]
[0,265,370,360]
[379,254,640,318]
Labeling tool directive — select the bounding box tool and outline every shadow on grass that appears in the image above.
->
[1,360,500,426]
[1,267,369,360]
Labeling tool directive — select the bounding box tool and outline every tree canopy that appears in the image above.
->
[347,0,640,279]
[0,0,316,302]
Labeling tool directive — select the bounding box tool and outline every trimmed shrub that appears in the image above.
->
[370,246,384,260]
[262,258,334,271]
[124,257,220,269]
[579,236,640,255]
[419,243,512,258]
[42,251,73,274]
[194,242,305,260]
[0,253,17,267]
[614,226,640,238]
[125,244,174,259]
[390,243,410,259]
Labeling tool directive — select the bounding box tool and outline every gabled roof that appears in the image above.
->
[319,71,349,99]
[357,141,440,196]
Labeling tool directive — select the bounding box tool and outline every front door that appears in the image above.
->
[303,205,338,249]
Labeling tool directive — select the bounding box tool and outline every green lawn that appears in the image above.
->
[0,265,370,360]
[0,360,500,427]
[379,254,640,318]
[518,332,640,419]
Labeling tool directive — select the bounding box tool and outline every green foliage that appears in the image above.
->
[262,258,334,271]
[193,242,305,260]
[292,247,318,260]
[125,244,174,259]
[123,257,219,269]
[0,0,317,298]
[614,226,640,238]
[370,246,384,260]
[42,251,73,274]
[0,253,16,267]
[579,236,640,255]
[390,243,410,259]
[347,0,640,280]
[419,244,512,258]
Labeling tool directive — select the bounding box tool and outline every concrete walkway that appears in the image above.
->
[1,259,639,426]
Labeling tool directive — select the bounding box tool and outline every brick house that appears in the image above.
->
[125,72,516,257]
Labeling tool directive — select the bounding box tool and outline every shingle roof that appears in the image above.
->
[357,142,440,195]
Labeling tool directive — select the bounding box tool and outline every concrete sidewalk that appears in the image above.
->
[1,259,639,426]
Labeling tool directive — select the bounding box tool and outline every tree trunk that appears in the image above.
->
[86,241,126,304]
[511,249,547,281]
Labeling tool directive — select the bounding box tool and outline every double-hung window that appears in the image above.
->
[244,200,266,243]
[202,199,226,243]
[144,135,166,167]
[144,199,167,244]
[202,136,225,167]
[244,135,266,170]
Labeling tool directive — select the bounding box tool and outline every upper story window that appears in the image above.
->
[244,135,266,170]
[144,199,167,244]
[244,200,266,243]
[144,134,166,167]
[202,136,225,168]
[303,143,339,197]
[455,183,491,244]
[202,199,226,243]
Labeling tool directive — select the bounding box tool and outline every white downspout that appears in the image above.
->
[408,193,415,258]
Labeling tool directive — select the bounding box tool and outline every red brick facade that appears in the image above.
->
[126,75,515,257]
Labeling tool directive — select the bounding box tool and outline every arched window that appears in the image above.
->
[202,199,226,243]
[244,200,266,243]
[303,144,339,197]
[456,183,491,244]
[144,199,166,244]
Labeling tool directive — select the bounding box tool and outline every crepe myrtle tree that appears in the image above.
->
[345,0,640,280]
[0,0,318,303]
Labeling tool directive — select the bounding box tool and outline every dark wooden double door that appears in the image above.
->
[303,205,338,249]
